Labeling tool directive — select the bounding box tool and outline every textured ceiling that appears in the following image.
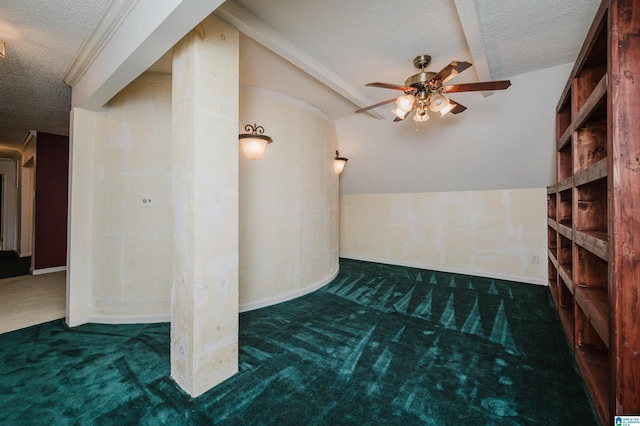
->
[0,0,110,156]
[0,0,601,157]
[232,0,600,108]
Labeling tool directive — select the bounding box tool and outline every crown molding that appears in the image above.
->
[64,0,141,87]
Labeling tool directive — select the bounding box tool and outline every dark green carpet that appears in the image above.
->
[0,259,597,425]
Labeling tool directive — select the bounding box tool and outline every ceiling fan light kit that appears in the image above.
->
[355,55,511,128]
[428,93,449,112]
[413,108,429,122]
[396,94,415,111]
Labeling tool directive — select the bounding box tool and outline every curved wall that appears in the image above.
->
[75,77,339,322]
[238,86,340,311]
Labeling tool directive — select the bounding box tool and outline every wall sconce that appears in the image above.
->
[239,123,272,160]
[0,41,5,59]
[334,150,348,175]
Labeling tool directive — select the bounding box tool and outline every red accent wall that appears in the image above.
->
[34,133,69,270]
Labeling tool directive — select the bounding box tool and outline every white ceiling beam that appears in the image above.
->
[216,1,384,119]
[453,0,494,96]
[66,0,225,110]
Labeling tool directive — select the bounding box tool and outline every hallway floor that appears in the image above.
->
[0,271,65,334]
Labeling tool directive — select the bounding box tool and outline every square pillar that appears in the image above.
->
[170,15,239,397]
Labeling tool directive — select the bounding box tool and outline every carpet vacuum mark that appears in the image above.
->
[0,259,598,425]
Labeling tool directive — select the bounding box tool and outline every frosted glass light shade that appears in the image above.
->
[240,136,271,160]
[429,94,450,112]
[334,150,348,174]
[392,108,411,119]
[396,94,415,111]
[334,158,347,174]
[440,102,455,117]
[413,108,429,122]
[239,123,273,160]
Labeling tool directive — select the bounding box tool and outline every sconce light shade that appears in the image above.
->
[334,150,348,174]
[239,123,272,160]
[0,41,5,59]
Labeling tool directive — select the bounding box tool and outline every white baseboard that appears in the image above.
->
[339,254,547,286]
[239,265,340,312]
[89,314,171,324]
[32,266,67,275]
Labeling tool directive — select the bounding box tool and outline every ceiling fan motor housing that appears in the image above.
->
[405,71,436,89]
[413,55,431,70]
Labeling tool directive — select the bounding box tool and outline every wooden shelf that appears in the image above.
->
[574,245,607,289]
[547,193,557,220]
[557,125,572,150]
[549,0,640,419]
[548,248,558,268]
[574,229,608,261]
[575,346,609,425]
[574,158,607,187]
[557,189,572,227]
[575,286,609,347]
[558,264,574,294]
[573,74,608,130]
[574,102,607,174]
[558,307,575,347]
[557,177,572,192]
[549,260,559,308]
[557,223,572,239]
[558,147,573,183]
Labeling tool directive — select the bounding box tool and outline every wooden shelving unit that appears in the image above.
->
[547,0,640,424]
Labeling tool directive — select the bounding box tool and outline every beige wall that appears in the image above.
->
[239,87,340,310]
[89,73,173,322]
[340,188,547,285]
[67,77,340,323]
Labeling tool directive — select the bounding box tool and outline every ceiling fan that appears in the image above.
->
[355,55,511,123]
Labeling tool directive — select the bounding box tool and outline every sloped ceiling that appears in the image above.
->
[0,0,600,158]
[227,0,600,115]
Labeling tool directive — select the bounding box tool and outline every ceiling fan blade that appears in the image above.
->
[354,98,397,114]
[366,82,413,91]
[444,80,512,93]
[448,99,467,114]
[433,61,472,84]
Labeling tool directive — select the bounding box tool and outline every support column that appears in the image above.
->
[170,15,239,397]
